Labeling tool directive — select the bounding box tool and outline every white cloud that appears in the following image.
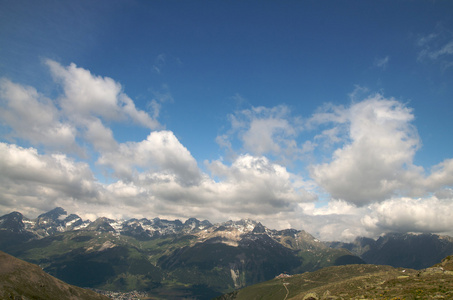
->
[282,202,371,242]
[244,118,292,154]
[0,78,78,152]
[305,102,348,129]
[0,143,103,216]
[0,137,318,228]
[281,195,453,242]
[307,93,453,210]
[131,154,316,222]
[1,60,162,158]
[208,154,316,211]
[100,152,317,222]
[364,196,453,235]
[2,61,453,242]
[46,59,160,129]
[219,105,304,163]
[85,119,118,152]
[310,94,421,205]
[424,159,453,191]
[98,130,202,185]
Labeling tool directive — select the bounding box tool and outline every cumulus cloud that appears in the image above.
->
[99,152,317,222]
[219,105,305,163]
[2,60,453,242]
[129,154,317,222]
[98,130,202,185]
[307,93,453,210]
[286,195,453,242]
[0,140,317,228]
[1,61,318,226]
[207,154,316,211]
[84,119,118,152]
[424,159,453,191]
[0,79,78,152]
[310,95,421,205]
[1,60,161,157]
[46,59,160,129]
[364,196,453,235]
[0,142,103,216]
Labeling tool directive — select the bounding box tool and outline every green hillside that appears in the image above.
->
[218,256,453,300]
[0,250,109,300]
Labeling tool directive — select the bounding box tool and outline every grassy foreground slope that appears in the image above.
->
[219,256,453,300]
[0,250,109,300]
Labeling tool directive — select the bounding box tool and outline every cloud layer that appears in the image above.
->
[1,61,453,241]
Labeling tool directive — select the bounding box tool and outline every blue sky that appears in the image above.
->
[1,0,453,241]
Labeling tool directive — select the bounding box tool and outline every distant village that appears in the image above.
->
[91,289,150,300]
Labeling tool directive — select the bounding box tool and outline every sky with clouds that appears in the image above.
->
[1,0,453,241]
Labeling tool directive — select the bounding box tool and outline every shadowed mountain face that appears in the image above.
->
[0,250,109,300]
[327,233,453,270]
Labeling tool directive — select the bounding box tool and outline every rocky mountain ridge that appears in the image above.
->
[0,207,361,299]
[327,232,453,270]
[2,207,453,299]
[2,207,453,268]
[0,207,211,239]
[0,207,329,252]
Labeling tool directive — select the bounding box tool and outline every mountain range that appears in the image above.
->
[1,207,453,299]
[326,233,453,270]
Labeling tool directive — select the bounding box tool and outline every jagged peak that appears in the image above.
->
[0,211,27,233]
[0,208,322,244]
[152,218,183,227]
[124,218,140,224]
[184,217,200,224]
[201,220,212,226]
[37,207,67,220]
[0,211,24,220]
[223,219,257,228]
[252,222,266,233]
[63,214,81,221]
[86,217,116,232]
[138,218,152,225]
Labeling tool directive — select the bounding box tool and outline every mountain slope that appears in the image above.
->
[218,256,453,300]
[3,207,453,299]
[327,232,453,269]
[0,250,109,300]
[0,211,36,250]
[0,208,362,299]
